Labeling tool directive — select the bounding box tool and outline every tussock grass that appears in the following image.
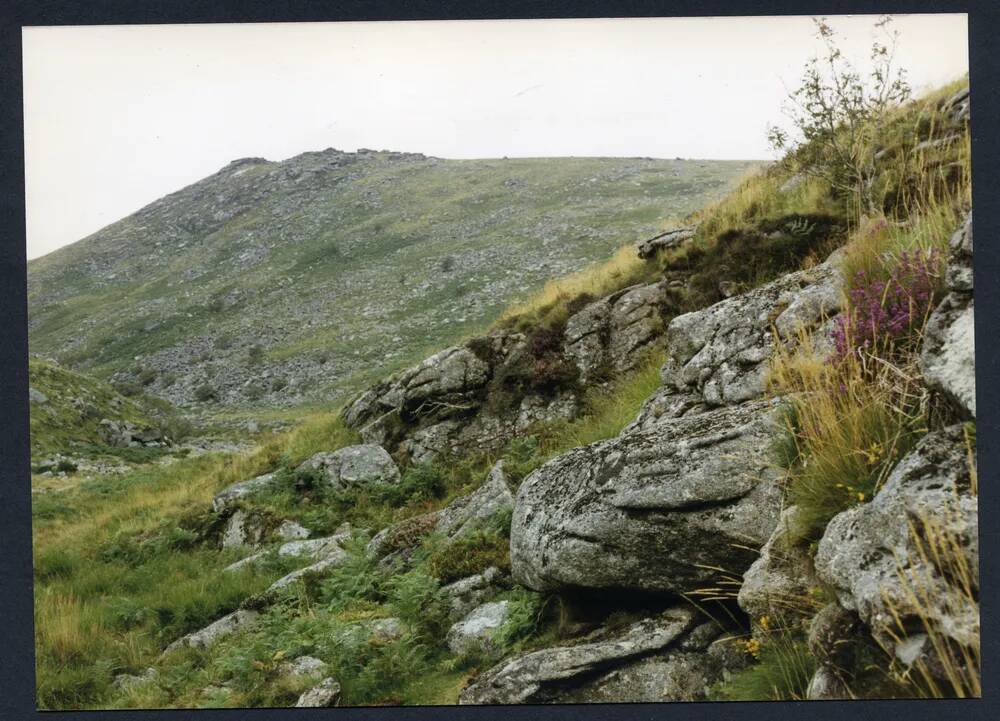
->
[769,335,930,540]
[709,630,816,701]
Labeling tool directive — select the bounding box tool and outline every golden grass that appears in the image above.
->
[883,512,980,698]
[496,244,651,329]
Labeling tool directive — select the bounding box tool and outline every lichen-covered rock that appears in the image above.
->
[557,652,712,703]
[163,609,259,655]
[446,601,511,657]
[342,345,493,444]
[562,281,668,381]
[295,677,341,707]
[212,472,276,512]
[220,508,272,549]
[260,547,350,600]
[369,617,405,643]
[814,426,978,653]
[738,505,818,622]
[278,656,328,680]
[441,566,506,620]
[662,259,841,406]
[296,444,400,489]
[511,399,783,594]
[516,391,580,431]
[921,213,975,417]
[459,607,696,705]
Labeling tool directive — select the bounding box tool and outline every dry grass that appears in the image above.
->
[883,511,980,698]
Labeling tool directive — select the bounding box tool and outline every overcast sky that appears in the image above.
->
[22,14,968,260]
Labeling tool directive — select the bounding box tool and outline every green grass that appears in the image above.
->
[709,631,816,701]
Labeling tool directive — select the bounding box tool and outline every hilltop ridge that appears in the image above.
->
[28,149,757,411]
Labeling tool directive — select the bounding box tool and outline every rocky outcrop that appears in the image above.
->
[460,607,728,704]
[343,345,494,445]
[296,444,400,489]
[814,426,978,655]
[278,656,328,681]
[921,213,975,417]
[636,225,698,259]
[220,508,273,549]
[562,281,668,382]
[661,258,841,406]
[98,419,169,448]
[511,398,783,594]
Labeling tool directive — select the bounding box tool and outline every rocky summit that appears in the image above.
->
[27,149,756,410]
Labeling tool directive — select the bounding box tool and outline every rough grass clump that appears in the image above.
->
[709,630,816,701]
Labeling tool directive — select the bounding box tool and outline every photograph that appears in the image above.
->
[22,13,977,710]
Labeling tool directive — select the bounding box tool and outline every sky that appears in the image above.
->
[22,14,968,260]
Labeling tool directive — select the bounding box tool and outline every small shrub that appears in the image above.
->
[247,345,265,365]
[113,380,142,397]
[193,384,217,403]
[270,377,288,393]
[137,368,158,386]
[427,530,511,584]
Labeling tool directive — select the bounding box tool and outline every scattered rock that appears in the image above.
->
[446,601,511,657]
[295,677,341,707]
[28,386,48,404]
[278,655,328,680]
[442,566,506,620]
[296,444,400,490]
[636,225,698,259]
[163,609,259,655]
[277,520,311,541]
[459,607,696,704]
[113,667,158,691]
[212,472,276,512]
[369,617,405,643]
[221,508,271,549]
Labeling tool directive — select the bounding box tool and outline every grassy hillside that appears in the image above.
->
[29,77,973,710]
[27,151,758,411]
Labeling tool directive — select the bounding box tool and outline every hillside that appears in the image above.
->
[27,151,757,411]
[30,80,976,711]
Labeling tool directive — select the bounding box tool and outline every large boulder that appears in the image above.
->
[510,398,784,594]
[814,426,978,654]
[921,213,975,417]
[661,259,841,406]
[296,444,400,489]
[459,607,697,704]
